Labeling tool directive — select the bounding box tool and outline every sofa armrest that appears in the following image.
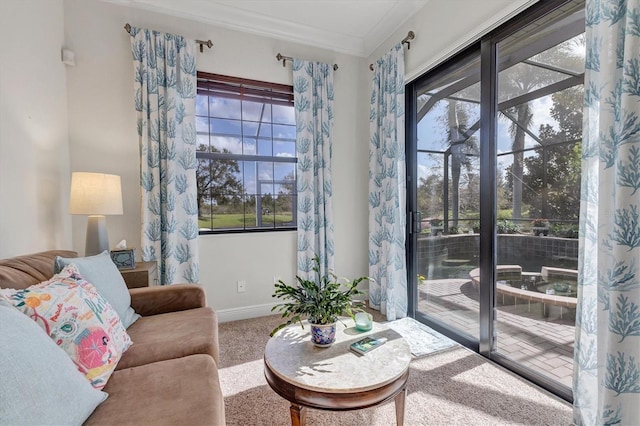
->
[129,284,207,317]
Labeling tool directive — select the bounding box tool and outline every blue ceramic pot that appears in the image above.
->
[310,322,336,347]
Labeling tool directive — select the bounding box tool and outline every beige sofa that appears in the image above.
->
[0,250,225,425]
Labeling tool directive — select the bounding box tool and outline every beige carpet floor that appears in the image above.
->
[218,314,572,425]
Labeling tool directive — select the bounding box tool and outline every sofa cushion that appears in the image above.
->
[117,307,219,369]
[0,250,77,290]
[0,300,107,424]
[84,354,225,426]
[129,284,207,316]
[0,265,132,389]
[54,251,140,328]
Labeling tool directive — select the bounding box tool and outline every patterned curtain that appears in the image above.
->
[130,27,199,285]
[574,1,640,424]
[292,59,335,280]
[368,43,407,321]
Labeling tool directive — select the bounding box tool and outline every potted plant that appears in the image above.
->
[430,218,444,235]
[471,221,480,233]
[531,218,549,236]
[497,219,521,234]
[270,255,370,347]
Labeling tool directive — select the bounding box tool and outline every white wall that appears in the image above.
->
[0,0,72,258]
[63,0,369,318]
[365,0,537,82]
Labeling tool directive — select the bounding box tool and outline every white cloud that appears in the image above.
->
[258,170,273,180]
[212,136,242,154]
[207,97,241,119]
[530,96,558,132]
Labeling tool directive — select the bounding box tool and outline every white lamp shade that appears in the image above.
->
[69,172,123,215]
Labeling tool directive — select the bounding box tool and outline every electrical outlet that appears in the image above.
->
[273,276,281,284]
[237,280,246,293]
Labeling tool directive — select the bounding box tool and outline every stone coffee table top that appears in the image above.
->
[265,318,411,393]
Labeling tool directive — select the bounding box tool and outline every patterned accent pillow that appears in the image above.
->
[0,264,132,389]
[54,251,140,328]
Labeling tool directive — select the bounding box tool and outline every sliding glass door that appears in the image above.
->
[407,0,584,400]
[411,51,482,344]
[493,6,584,391]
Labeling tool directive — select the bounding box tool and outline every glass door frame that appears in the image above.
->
[405,42,482,352]
[405,0,577,402]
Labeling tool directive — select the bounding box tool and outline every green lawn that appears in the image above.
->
[198,213,294,229]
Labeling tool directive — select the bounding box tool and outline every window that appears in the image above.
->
[195,72,296,233]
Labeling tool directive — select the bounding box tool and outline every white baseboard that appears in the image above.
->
[216,298,369,323]
[217,303,278,323]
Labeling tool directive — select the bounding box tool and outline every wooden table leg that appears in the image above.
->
[394,386,407,426]
[290,404,306,426]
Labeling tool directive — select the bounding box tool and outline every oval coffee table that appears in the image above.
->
[264,319,411,426]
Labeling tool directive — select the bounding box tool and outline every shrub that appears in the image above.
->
[497,219,520,234]
[551,223,579,238]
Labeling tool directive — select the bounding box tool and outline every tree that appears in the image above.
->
[448,100,464,228]
[417,174,444,219]
[499,36,584,219]
[447,101,478,228]
[507,103,533,219]
[280,171,296,194]
[459,169,480,214]
[514,86,583,220]
[260,193,275,214]
[497,169,512,211]
[275,172,295,215]
[196,146,244,219]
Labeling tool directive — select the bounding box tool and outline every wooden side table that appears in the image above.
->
[119,261,158,289]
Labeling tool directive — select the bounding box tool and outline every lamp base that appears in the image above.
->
[85,215,109,256]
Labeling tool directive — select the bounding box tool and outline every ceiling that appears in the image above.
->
[104,0,430,57]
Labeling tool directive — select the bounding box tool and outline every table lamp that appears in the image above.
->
[69,172,123,256]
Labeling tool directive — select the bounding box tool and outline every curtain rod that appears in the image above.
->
[369,30,415,71]
[276,53,339,71]
[124,23,213,53]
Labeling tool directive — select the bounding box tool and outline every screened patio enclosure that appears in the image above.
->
[415,4,584,234]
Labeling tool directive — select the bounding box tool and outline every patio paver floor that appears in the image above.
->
[418,278,575,388]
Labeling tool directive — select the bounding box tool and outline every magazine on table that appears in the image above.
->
[350,336,387,355]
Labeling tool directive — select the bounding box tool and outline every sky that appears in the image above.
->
[415,31,585,184]
[196,95,296,194]
[416,84,571,183]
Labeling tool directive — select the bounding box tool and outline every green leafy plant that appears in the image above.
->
[270,255,369,336]
[448,226,461,234]
[497,219,521,234]
[430,218,443,226]
[550,222,579,238]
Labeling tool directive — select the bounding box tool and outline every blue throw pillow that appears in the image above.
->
[0,300,107,424]
[54,251,140,328]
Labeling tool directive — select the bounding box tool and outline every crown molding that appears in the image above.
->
[363,0,429,55]
[102,0,428,57]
